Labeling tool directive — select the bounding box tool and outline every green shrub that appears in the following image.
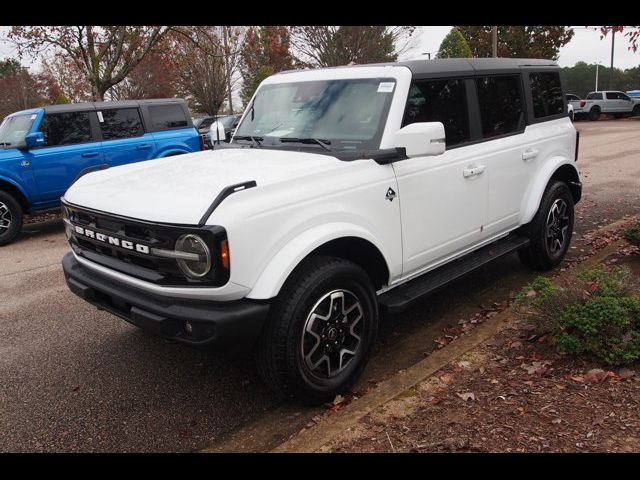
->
[623,224,640,246]
[514,265,640,366]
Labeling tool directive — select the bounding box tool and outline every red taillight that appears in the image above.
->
[580,101,586,108]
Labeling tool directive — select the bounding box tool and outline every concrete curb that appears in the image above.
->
[271,222,635,453]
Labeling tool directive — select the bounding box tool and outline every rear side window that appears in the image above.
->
[40,112,92,146]
[605,92,620,100]
[402,78,470,147]
[99,108,144,140]
[529,72,565,119]
[475,75,525,138]
[586,92,603,100]
[148,104,188,130]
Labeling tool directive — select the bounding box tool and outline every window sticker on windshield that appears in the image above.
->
[377,82,395,93]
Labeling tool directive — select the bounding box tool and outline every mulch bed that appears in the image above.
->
[326,250,640,453]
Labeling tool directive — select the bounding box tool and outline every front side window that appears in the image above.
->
[235,78,396,151]
[0,114,35,148]
[530,71,565,119]
[100,108,144,140]
[476,75,525,138]
[148,104,188,130]
[40,112,92,147]
[402,79,470,147]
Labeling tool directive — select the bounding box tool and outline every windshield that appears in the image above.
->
[234,78,396,151]
[219,115,238,128]
[0,114,35,147]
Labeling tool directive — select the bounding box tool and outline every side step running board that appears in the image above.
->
[379,235,530,314]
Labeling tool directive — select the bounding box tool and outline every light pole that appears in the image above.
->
[422,52,431,59]
[492,26,498,57]
[595,62,600,92]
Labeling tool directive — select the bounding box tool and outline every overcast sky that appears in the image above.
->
[1,26,638,72]
[402,26,640,69]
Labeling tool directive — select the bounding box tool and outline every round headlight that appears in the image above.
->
[175,234,212,279]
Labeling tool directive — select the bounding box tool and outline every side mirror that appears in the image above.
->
[394,122,445,158]
[209,121,226,145]
[23,131,45,149]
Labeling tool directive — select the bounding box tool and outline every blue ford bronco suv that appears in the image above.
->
[0,98,201,245]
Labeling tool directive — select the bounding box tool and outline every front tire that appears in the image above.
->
[0,191,23,246]
[518,181,575,271]
[256,256,378,403]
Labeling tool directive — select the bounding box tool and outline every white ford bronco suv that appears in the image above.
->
[61,58,581,402]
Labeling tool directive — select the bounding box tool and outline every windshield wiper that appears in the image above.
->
[279,137,332,151]
[0,142,11,146]
[233,135,263,147]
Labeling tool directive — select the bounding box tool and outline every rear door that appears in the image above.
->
[605,92,622,112]
[475,73,533,237]
[28,110,104,202]
[98,107,158,167]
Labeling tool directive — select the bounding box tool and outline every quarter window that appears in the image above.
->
[402,79,470,147]
[476,75,525,138]
[40,112,92,146]
[99,108,144,140]
[148,104,188,130]
[530,72,564,118]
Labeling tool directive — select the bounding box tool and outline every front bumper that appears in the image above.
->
[62,252,269,352]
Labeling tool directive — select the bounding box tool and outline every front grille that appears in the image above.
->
[62,201,228,286]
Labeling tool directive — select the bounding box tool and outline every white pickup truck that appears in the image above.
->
[582,90,640,120]
[61,58,581,401]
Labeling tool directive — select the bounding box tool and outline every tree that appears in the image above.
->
[437,27,472,58]
[37,54,92,103]
[0,58,22,79]
[560,61,640,98]
[171,27,242,115]
[7,26,169,101]
[240,26,294,104]
[600,26,640,53]
[457,26,574,60]
[108,35,178,100]
[0,61,44,119]
[290,26,416,68]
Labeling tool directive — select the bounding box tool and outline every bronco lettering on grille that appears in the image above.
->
[73,225,150,254]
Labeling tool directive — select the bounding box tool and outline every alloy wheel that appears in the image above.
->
[545,198,570,255]
[0,201,11,233]
[301,289,364,379]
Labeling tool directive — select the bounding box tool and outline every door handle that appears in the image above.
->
[137,144,152,150]
[522,149,539,161]
[81,152,99,158]
[463,164,486,178]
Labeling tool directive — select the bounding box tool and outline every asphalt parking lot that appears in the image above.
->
[1,119,639,452]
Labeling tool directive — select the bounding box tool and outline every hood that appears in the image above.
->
[63,147,347,225]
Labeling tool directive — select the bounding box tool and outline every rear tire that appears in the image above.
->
[518,181,574,271]
[256,256,378,403]
[588,107,601,121]
[633,105,640,117]
[0,191,23,246]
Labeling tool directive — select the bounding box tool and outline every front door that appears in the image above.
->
[28,110,104,203]
[392,77,488,278]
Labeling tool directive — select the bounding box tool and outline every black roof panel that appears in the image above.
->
[43,98,187,114]
[279,58,559,77]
